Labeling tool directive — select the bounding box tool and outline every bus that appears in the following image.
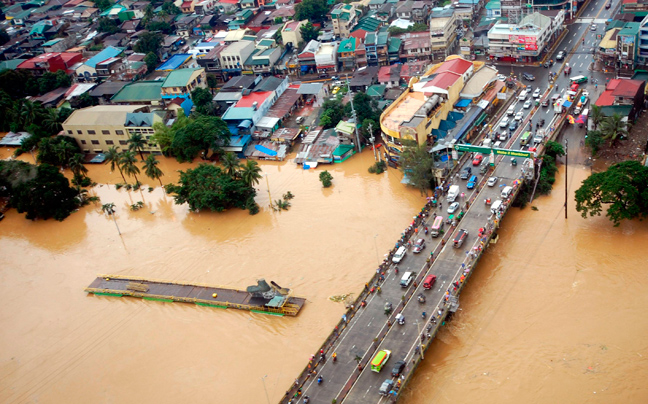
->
[430,216,444,238]
[520,131,531,146]
[371,350,391,372]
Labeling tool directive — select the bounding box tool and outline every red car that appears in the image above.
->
[570,82,579,91]
[472,155,483,166]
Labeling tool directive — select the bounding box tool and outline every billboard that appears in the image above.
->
[509,35,538,51]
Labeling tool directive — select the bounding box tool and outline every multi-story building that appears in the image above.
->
[637,15,648,66]
[315,42,339,73]
[160,67,207,99]
[220,40,256,80]
[399,31,432,62]
[17,52,83,76]
[298,40,320,74]
[428,8,458,62]
[197,45,227,81]
[75,46,124,82]
[365,28,390,66]
[338,37,359,70]
[618,22,640,75]
[243,47,282,75]
[331,4,358,37]
[411,1,430,22]
[62,105,172,154]
[282,21,305,48]
[487,12,554,63]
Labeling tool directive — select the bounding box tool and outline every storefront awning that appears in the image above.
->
[455,99,471,108]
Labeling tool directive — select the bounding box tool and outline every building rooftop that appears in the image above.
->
[162,67,203,88]
[111,81,163,102]
[235,91,272,107]
[89,80,129,97]
[382,91,426,132]
[436,57,473,75]
[338,37,357,53]
[64,105,143,126]
[611,78,644,97]
[156,53,192,71]
[82,47,123,68]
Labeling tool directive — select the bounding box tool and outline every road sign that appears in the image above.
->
[454,144,535,158]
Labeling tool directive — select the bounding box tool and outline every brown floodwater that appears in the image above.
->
[2,146,647,404]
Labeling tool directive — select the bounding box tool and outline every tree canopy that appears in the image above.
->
[387,23,429,35]
[399,144,435,195]
[165,164,258,213]
[98,17,121,34]
[170,115,231,162]
[37,136,81,167]
[300,22,319,43]
[575,161,648,226]
[191,87,215,115]
[294,0,329,22]
[134,32,164,56]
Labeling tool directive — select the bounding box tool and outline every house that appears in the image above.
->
[216,0,239,13]
[398,31,431,61]
[161,67,207,99]
[111,81,164,105]
[180,0,196,13]
[197,44,227,81]
[213,75,256,110]
[194,0,217,14]
[368,0,387,11]
[351,17,382,40]
[595,78,645,120]
[315,42,338,73]
[220,40,256,80]
[282,20,305,48]
[176,14,201,37]
[331,4,358,37]
[485,0,501,17]
[62,105,171,154]
[298,40,320,75]
[17,52,83,76]
[41,38,72,53]
[88,80,129,104]
[75,46,123,82]
[349,65,380,92]
[365,28,390,66]
[243,47,282,75]
[120,19,141,34]
[378,64,401,88]
[338,37,359,70]
[395,0,414,20]
[411,1,430,22]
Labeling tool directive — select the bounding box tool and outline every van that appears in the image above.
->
[551,94,560,103]
[501,185,513,199]
[490,199,503,214]
[430,216,444,237]
[570,75,588,84]
[482,138,492,148]
[507,105,515,115]
[392,246,406,263]
[518,90,528,101]
[423,274,437,289]
[453,229,468,248]
[400,271,415,288]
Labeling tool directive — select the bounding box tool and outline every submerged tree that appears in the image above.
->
[143,154,164,188]
[399,144,435,195]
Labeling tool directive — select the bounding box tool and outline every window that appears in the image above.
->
[102,130,110,135]
[88,130,96,135]
[106,140,114,145]
[67,130,73,135]
[77,130,82,134]
[119,140,128,145]
[81,140,87,144]
[116,130,124,135]
[91,140,100,145]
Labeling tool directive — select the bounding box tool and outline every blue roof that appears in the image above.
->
[455,99,471,108]
[84,46,123,68]
[255,144,277,156]
[439,120,456,131]
[156,54,192,71]
[453,105,485,141]
[230,135,252,147]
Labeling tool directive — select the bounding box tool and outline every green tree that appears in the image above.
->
[92,0,112,11]
[399,144,435,195]
[69,153,88,180]
[221,152,242,177]
[360,118,378,140]
[240,160,263,187]
[119,150,141,184]
[134,32,164,56]
[575,161,648,226]
[97,17,121,34]
[0,29,9,46]
[101,202,121,235]
[37,136,80,167]
[300,22,320,43]
[161,1,181,15]
[191,87,214,114]
[274,16,283,24]
[73,92,97,108]
[585,129,604,157]
[294,0,329,22]
[143,154,164,187]
[599,113,629,146]
[170,115,231,162]
[543,140,565,159]
[590,105,604,131]
[0,90,16,131]
[128,133,147,160]
[42,108,63,134]
[19,99,46,128]
[151,110,190,155]
[0,69,37,99]
[105,146,127,182]
[144,52,159,73]
[0,161,80,221]
[319,170,333,187]
[319,98,345,129]
[348,92,379,123]
[165,164,257,213]
[55,70,72,88]
[146,21,173,34]
[143,4,154,22]
[206,74,219,95]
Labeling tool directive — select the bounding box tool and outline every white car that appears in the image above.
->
[514,111,524,121]
[447,202,460,214]
[533,88,541,98]
[590,24,597,31]
[497,74,507,81]
[487,177,498,187]
[499,117,510,127]
[582,90,590,99]
[523,100,532,109]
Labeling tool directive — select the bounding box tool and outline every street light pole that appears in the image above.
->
[415,320,424,360]
[564,139,568,219]
[261,375,271,404]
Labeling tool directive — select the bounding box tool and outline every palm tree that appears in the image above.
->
[143,154,164,188]
[106,146,127,183]
[42,108,62,134]
[20,99,44,128]
[221,152,241,177]
[590,105,604,131]
[128,133,147,160]
[55,141,77,168]
[600,113,628,146]
[240,160,262,187]
[69,153,88,179]
[101,203,121,235]
[120,150,141,185]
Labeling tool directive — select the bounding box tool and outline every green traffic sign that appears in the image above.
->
[454,144,535,158]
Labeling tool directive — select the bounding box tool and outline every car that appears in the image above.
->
[508,120,518,132]
[472,155,483,166]
[460,166,472,180]
[296,116,305,124]
[515,111,524,121]
[605,1,611,8]
[564,65,572,74]
[556,50,566,60]
[379,379,394,396]
[523,99,532,109]
[533,88,541,98]
[590,24,597,31]
[522,72,535,81]
[499,117,509,127]
[571,75,588,84]
[541,98,550,107]
[391,360,406,377]
[497,74,507,81]
[331,75,339,80]
[487,176,498,187]
[412,238,426,253]
[467,175,478,189]
[570,83,579,91]
[332,86,340,95]
[447,202,460,214]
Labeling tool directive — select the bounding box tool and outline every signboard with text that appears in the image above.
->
[454,144,535,158]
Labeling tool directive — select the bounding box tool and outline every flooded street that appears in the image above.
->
[2,145,648,404]
[0,148,425,404]
[402,164,648,404]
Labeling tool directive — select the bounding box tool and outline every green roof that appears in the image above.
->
[222,107,255,120]
[338,38,357,53]
[366,84,386,97]
[388,37,401,53]
[618,22,640,36]
[485,0,500,9]
[162,68,202,88]
[353,17,381,33]
[0,59,26,70]
[599,105,633,117]
[606,20,626,30]
[42,38,63,46]
[258,39,275,47]
[111,81,163,102]
[335,120,355,135]
[29,22,51,36]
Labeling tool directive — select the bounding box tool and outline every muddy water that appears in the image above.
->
[0,148,427,404]
[402,164,648,403]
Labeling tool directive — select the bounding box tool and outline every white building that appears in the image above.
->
[315,42,338,73]
[487,12,555,62]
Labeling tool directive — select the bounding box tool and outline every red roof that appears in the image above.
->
[622,0,635,4]
[595,90,615,106]
[425,72,460,90]
[378,66,391,82]
[611,79,643,97]
[181,1,192,7]
[219,0,239,4]
[235,91,272,107]
[436,58,472,76]
[605,78,621,91]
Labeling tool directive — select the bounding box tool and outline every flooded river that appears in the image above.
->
[1,146,647,403]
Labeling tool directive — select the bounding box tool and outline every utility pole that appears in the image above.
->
[265,174,272,209]
[564,139,568,219]
[346,76,363,153]
[416,320,424,360]
[368,122,377,161]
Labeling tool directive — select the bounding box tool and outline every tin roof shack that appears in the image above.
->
[349,65,380,92]
[245,140,288,160]
[294,127,340,167]
[271,127,301,146]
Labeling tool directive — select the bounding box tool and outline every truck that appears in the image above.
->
[453,229,468,248]
[447,185,460,202]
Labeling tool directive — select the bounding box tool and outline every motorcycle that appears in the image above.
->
[317,376,323,385]
[417,294,426,304]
